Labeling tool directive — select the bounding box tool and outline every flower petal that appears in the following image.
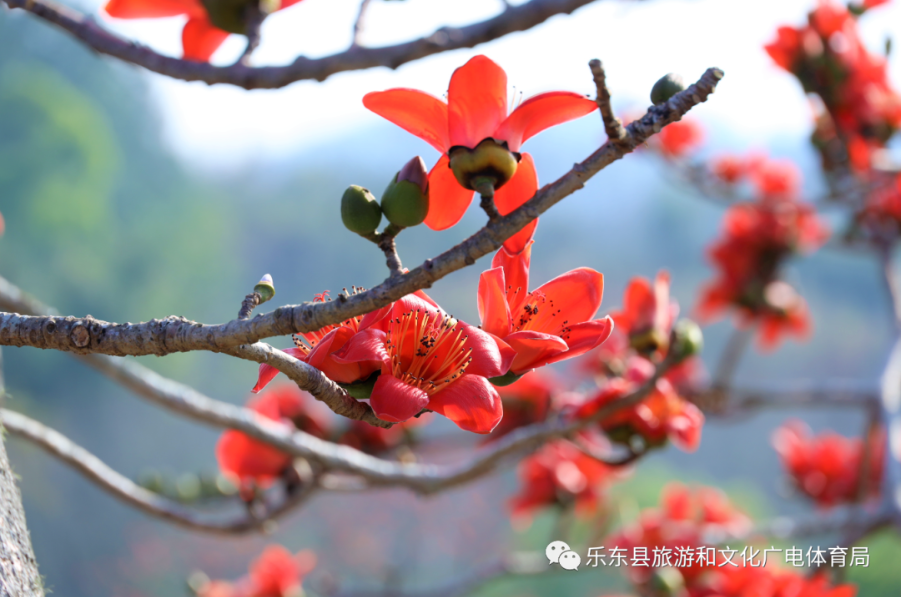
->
[424,154,474,230]
[539,317,614,367]
[307,326,376,384]
[532,267,604,325]
[478,267,512,338]
[428,374,503,433]
[505,330,569,373]
[463,324,516,379]
[252,347,308,393]
[369,374,430,423]
[492,240,532,316]
[448,55,508,148]
[666,401,705,452]
[104,0,200,18]
[182,17,230,62]
[332,328,389,364]
[494,91,598,152]
[494,153,538,253]
[362,89,450,153]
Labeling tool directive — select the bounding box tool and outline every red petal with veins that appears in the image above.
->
[369,373,430,423]
[427,374,503,433]
[530,267,604,326]
[448,55,508,149]
[478,267,512,338]
[505,330,569,374]
[494,91,598,152]
[539,317,614,367]
[494,153,538,253]
[492,241,532,316]
[362,89,450,153]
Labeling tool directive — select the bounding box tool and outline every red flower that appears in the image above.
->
[611,483,750,586]
[711,154,747,184]
[508,439,615,519]
[477,242,614,375]
[216,386,329,491]
[655,119,703,157]
[692,568,857,597]
[253,291,381,393]
[772,419,884,507]
[576,357,705,452]
[103,0,305,62]
[197,545,316,597]
[695,181,829,351]
[363,55,598,253]
[486,370,558,441]
[247,545,316,597]
[335,294,515,433]
[610,271,678,359]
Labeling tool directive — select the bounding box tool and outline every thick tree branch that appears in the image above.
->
[0,408,318,534]
[0,67,724,358]
[3,0,602,89]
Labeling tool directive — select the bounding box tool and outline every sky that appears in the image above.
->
[92,0,901,170]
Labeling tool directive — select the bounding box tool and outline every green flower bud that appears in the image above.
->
[254,273,275,303]
[176,473,202,502]
[448,138,519,192]
[381,157,430,228]
[201,0,256,33]
[137,469,164,494]
[670,319,704,362]
[341,185,382,235]
[651,73,686,105]
[650,567,686,597]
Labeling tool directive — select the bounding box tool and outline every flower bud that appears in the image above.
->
[338,371,380,400]
[630,328,669,356]
[381,157,430,228]
[201,0,252,33]
[341,185,382,235]
[448,138,519,192]
[669,319,703,362]
[254,273,275,303]
[489,370,526,387]
[651,73,686,105]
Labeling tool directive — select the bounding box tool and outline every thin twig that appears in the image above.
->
[4,0,603,89]
[0,68,725,359]
[588,58,626,142]
[238,292,262,320]
[0,408,318,534]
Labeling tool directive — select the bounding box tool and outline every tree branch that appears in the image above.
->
[0,408,318,534]
[0,67,724,358]
[4,0,602,89]
[588,58,626,142]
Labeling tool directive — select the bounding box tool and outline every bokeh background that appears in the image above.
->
[1,0,901,594]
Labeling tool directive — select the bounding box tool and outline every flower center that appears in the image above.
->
[293,288,365,351]
[385,309,473,395]
[512,291,571,340]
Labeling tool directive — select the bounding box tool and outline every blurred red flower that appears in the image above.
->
[103,0,305,62]
[772,419,884,507]
[610,270,679,359]
[197,545,316,597]
[364,55,598,252]
[216,386,329,492]
[655,119,703,157]
[508,439,617,519]
[485,370,559,441]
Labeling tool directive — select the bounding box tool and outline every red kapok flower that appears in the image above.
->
[103,0,305,62]
[478,242,614,375]
[253,291,381,393]
[335,294,515,433]
[363,55,598,253]
[216,386,328,491]
[611,271,678,358]
[772,419,884,507]
[611,483,750,586]
[247,545,316,597]
[508,439,616,519]
[576,358,705,452]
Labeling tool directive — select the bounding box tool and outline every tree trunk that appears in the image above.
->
[0,348,44,596]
